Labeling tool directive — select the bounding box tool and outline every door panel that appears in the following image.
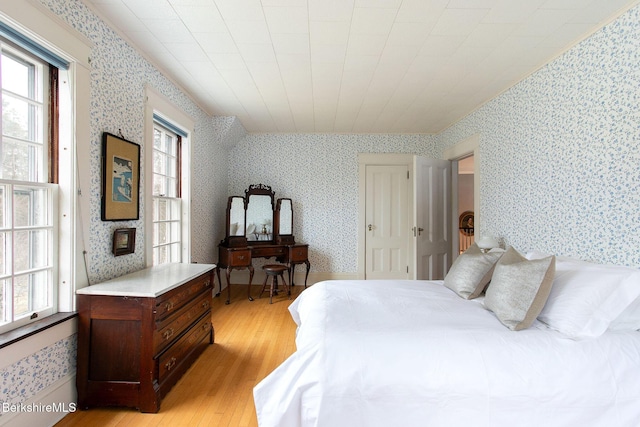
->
[365,165,409,279]
[415,157,451,280]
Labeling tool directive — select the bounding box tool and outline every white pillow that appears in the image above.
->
[535,256,640,338]
[609,295,640,331]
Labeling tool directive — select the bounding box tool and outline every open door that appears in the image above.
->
[414,157,451,280]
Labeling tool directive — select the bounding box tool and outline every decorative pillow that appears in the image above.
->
[535,257,640,338]
[484,247,556,331]
[444,243,504,299]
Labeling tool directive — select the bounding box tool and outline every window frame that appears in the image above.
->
[152,123,182,264]
[144,86,192,267]
[0,39,58,334]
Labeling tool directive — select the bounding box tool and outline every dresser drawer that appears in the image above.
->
[227,248,252,267]
[157,313,211,383]
[155,273,213,320]
[289,245,308,262]
[154,291,211,354]
[251,245,286,258]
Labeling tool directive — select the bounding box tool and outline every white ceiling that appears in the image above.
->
[83,0,639,134]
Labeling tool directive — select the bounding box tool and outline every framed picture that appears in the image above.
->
[101,132,140,221]
[113,228,136,256]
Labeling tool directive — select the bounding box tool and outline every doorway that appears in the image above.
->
[457,155,475,254]
[443,134,480,264]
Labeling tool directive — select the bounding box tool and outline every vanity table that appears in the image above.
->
[216,184,311,304]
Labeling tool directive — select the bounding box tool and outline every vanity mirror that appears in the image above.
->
[224,196,247,247]
[245,184,275,244]
[275,198,294,244]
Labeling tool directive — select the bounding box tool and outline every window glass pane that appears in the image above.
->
[2,94,43,142]
[0,232,7,275]
[154,245,168,265]
[153,173,166,197]
[1,52,31,98]
[170,243,180,261]
[157,222,168,245]
[1,139,43,181]
[164,134,173,156]
[0,185,5,227]
[153,150,164,175]
[153,128,161,149]
[167,157,176,178]
[13,229,48,272]
[170,198,181,220]
[164,178,176,198]
[155,198,167,221]
[14,270,48,316]
[170,221,180,243]
[0,279,8,324]
[13,186,49,227]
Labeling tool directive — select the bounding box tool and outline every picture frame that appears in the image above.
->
[101,132,140,221]
[113,228,136,256]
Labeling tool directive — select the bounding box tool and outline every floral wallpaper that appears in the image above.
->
[3,0,639,420]
[435,4,640,268]
[0,337,76,415]
[229,133,438,273]
[39,0,231,282]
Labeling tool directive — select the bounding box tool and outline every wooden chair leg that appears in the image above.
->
[259,274,268,299]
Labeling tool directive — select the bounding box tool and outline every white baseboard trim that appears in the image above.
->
[0,374,77,427]
[217,271,358,290]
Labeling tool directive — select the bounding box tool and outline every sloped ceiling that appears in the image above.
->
[84,0,639,133]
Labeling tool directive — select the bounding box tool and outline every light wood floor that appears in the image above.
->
[55,283,301,427]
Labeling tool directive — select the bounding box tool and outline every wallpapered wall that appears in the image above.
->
[229,134,438,273]
[0,0,235,416]
[40,0,235,284]
[436,4,640,268]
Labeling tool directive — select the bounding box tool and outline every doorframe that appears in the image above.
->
[443,134,480,264]
[357,153,415,279]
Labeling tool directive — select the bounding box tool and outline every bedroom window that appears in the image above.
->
[0,39,57,334]
[152,122,182,264]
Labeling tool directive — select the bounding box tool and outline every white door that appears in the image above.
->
[365,165,410,279]
[415,157,451,280]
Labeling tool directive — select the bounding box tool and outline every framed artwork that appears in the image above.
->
[101,132,140,221]
[113,228,136,256]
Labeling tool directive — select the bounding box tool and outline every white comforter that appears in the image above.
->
[253,280,640,427]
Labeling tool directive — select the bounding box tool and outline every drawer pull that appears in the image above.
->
[163,328,174,341]
[238,255,245,260]
[204,280,211,287]
[202,323,210,332]
[165,357,177,371]
[202,301,210,310]
[164,301,175,312]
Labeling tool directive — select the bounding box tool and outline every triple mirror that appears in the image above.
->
[222,184,294,246]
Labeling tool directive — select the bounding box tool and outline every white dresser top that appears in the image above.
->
[76,263,216,298]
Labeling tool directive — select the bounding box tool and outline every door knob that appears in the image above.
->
[368,224,373,231]
[418,227,424,235]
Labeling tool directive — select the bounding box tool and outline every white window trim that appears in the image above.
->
[144,85,193,266]
[0,0,92,312]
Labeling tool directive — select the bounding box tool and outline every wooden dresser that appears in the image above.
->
[76,263,215,413]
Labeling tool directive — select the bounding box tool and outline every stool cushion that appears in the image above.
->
[263,264,288,274]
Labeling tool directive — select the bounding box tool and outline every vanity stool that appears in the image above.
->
[260,264,290,304]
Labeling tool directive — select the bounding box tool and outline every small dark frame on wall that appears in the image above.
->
[113,228,136,256]
[101,132,140,221]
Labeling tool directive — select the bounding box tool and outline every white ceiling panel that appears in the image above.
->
[83,0,640,133]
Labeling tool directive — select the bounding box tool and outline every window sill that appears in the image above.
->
[0,312,78,350]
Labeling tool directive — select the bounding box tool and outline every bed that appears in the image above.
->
[253,248,640,427]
